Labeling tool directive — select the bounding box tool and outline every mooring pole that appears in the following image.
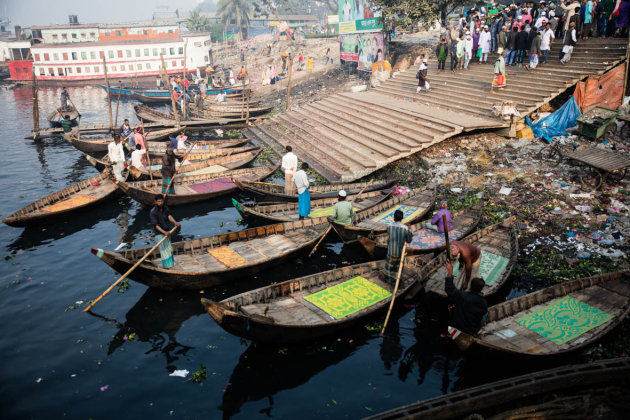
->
[31,70,39,139]
[102,57,113,131]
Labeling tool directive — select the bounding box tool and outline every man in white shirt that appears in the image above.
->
[130,144,147,171]
[281,145,298,195]
[215,90,226,103]
[560,21,577,64]
[108,135,126,181]
[293,162,310,220]
[540,22,555,64]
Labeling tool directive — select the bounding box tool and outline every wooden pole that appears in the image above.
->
[623,32,630,96]
[160,54,180,123]
[308,225,332,258]
[381,242,407,335]
[141,118,153,180]
[182,40,188,120]
[443,214,452,261]
[163,144,196,199]
[83,226,179,312]
[285,56,294,111]
[114,86,121,127]
[103,57,113,130]
[31,70,39,138]
[245,88,251,125]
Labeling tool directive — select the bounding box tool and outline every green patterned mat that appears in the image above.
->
[516,296,613,345]
[452,250,509,286]
[304,276,392,319]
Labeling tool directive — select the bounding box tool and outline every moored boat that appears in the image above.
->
[449,270,630,356]
[233,188,394,223]
[116,164,279,206]
[234,178,397,202]
[47,105,79,127]
[3,172,120,227]
[331,187,436,244]
[92,217,330,290]
[65,127,181,153]
[363,204,483,257]
[201,255,426,343]
[145,143,254,158]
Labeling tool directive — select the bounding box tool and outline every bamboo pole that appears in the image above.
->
[624,32,630,96]
[31,70,39,138]
[141,118,153,180]
[245,88,251,125]
[182,40,188,120]
[83,225,179,312]
[443,214,452,261]
[160,54,180,123]
[103,57,113,130]
[114,84,121,127]
[285,56,294,111]
[381,242,407,335]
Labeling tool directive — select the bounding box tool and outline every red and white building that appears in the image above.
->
[9,18,211,85]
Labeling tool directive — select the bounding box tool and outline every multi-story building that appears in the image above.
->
[9,17,212,85]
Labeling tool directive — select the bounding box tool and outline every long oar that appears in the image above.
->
[381,242,407,335]
[163,143,196,199]
[68,97,82,118]
[83,225,179,312]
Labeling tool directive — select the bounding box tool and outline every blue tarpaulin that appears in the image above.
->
[525,97,582,143]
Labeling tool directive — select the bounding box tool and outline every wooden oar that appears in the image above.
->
[443,213,462,290]
[163,143,196,199]
[68,97,81,118]
[381,242,407,335]
[83,225,179,312]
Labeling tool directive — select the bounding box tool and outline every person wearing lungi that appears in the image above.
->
[451,241,482,291]
[382,210,412,285]
[161,146,183,195]
[150,194,181,269]
[293,162,310,220]
[281,145,298,195]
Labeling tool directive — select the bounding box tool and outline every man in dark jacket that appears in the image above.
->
[161,146,184,195]
[515,25,530,65]
[445,259,488,336]
[506,26,519,65]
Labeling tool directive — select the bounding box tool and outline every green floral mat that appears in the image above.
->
[452,250,509,286]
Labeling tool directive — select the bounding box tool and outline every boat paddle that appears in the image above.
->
[68,97,82,119]
[308,179,375,258]
[83,225,179,312]
[381,242,407,335]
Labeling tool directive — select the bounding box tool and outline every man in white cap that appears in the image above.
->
[416,57,430,93]
[479,25,492,63]
[330,189,355,226]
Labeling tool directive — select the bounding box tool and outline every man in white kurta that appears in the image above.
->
[281,145,298,195]
[131,145,147,171]
[108,135,126,181]
[479,26,492,63]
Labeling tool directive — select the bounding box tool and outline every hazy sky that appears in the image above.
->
[0,0,205,27]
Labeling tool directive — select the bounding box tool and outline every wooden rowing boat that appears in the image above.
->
[116,164,279,206]
[92,217,330,290]
[127,148,263,179]
[145,143,255,159]
[233,188,394,223]
[65,127,181,153]
[132,90,246,104]
[3,172,120,227]
[418,221,518,298]
[365,357,630,420]
[449,270,630,356]
[362,204,483,257]
[47,105,79,127]
[146,138,250,151]
[234,178,397,202]
[331,187,436,244]
[189,104,272,119]
[201,255,426,343]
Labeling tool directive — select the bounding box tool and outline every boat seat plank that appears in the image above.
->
[228,241,267,263]
[193,251,228,271]
[171,254,208,272]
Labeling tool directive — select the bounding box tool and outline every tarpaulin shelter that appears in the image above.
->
[574,63,626,112]
[525,97,582,143]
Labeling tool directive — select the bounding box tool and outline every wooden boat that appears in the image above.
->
[234,189,394,223]
[146,138,250,151]
[127,148,263,179]
[3,172,119,227]
[132,89,247,104]
[365,357,630,420]
[134,104,176,123]
[363,204,484,257]
[449,270,630,356]
[135,104,264,123]
[201,255,426,343]
[189,104,272,119]
[116,164,279,206]
[65,127,181,153]
[234,178,397,202]
[331,187,436,244]
[47,105,79,127]
[418,221,518,298]
[145,143,256,159]
[92,217,330,290]
[102,83,248,98]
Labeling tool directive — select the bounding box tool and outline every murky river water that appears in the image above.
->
[0,85,578,419]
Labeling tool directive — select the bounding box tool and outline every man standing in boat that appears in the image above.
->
[382,210,412,285]
[161,146,184,195]
[293,162,310,220]
[150,194,180,269]
[120,119,133,141]
[108,134,126,182]
[450,241,482,291]
[60,87,70,111]
[330,190,355,226]
[281,145,297,195]
[445,259,487,335]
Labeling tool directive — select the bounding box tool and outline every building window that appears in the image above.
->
[99,51,104,59]
[53,53,59,60]
[81,52,87,59]
[204,40,210,46]
[120,65,125,71]
[194,42,201,47]
[152,48,158,56]
[104,32,110,36]
[135,49,140,57]
[137,63,142,70]
[108,51,114,59]
[172,60,176,67]
[144,48,149,56]
[52,34,58,40]
[178,47,184,54]
[146,63,151,69]
[111,65,117,71]
[115,30,121,36]
[161,48,166,55]
[34,53,40,61]
[181,60,184,66]
[49,67,55,75]
[43,53,50,61]
[94,66,99,72]
[90,32,96,38]
[168,29,173,33]
[126,50,131,57]
[76,67,81,73]
[170,47,175,55]
[204,56,209,62]
[143,30,148,35]
[117,50,123,58]
[62,52,68,60]
[81,33,86,38]
[39,68,45,76]
[71,52,77,60]
[58,68,64,76]
[90,51,96,59]
[85,67,90,73]
[67,67,72,73]
[62,33,68,40]
[72,33,77,39]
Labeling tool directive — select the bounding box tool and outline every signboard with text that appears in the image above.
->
[339,33,384,72]
[338,0,382,34]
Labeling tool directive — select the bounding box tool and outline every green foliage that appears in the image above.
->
[217,0,252,40]
[373,0,467,28]
[210,23,226,42]
[189,364,207,383]
[186,7,212,32]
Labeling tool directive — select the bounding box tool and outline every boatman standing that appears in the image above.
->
[383,210,413,285]
[108,135,126,182]
[150,194,181,269]
[450,241,482,291]
[293,162,310,220]
[444,259,487,335]
[281,145,298,195]
[330,190,355,226]
[120,119,133,140]
[60,87,70,110]
[161,146,184,195]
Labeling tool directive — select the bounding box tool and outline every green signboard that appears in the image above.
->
[338,0,382,34]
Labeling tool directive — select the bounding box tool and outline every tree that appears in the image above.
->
[373,0,467,29]
[217,0,252,40]
[186,7,212,32]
